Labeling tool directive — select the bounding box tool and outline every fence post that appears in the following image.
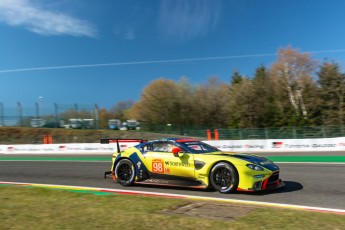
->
[94,104,100,129]
[54,103,59,128]
[74,103,78,113]
[17,102,23,127]
[265,128,269,139]
[292,126,297,139]
[322,126,326,138]
[35,102,40,120]
[0,102,4,126]
[238,128,243,140]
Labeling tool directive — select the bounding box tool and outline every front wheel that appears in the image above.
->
[114,159,136,186]
[209,162,238,193]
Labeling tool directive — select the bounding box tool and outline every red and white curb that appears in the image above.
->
[1,181,345,215]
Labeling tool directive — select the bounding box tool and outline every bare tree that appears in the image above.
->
[271,47,317,119]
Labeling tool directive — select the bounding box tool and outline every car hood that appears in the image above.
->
[210,152,280,171]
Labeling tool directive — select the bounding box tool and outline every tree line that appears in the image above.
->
[126,47,345,129]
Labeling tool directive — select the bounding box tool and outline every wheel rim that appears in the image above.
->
[117,163,133,182]
[213,167,232,190]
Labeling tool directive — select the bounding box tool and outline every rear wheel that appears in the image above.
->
[114,159,136,186]
[209,162,238,193]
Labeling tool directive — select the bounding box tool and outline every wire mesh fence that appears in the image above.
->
[1,102,344,142]
[141,125,345,140]
[216,126,345,140]
[0,102,100,129]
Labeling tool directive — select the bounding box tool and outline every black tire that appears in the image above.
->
[114,159,136,186]
[209,162,238,193]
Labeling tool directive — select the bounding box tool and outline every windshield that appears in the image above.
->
[178,141,220,153]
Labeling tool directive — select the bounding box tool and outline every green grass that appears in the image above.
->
[0,186,344,230]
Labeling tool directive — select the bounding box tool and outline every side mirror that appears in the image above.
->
[172,147,182,157]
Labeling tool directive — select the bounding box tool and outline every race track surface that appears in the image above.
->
[0,153,344,210]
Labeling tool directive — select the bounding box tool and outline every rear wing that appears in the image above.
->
[100,138,146,153]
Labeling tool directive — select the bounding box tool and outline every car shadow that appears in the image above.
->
[235,181,304,196]
[130,180,303,195]
[132,183,207,192]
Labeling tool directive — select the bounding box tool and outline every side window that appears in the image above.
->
[141,143,152,152]
[164,143,175,153]
[152,142,176,152]
[152,142,166,152]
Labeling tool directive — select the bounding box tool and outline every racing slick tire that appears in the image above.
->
[114,159,136,186]
[209,162,238,193]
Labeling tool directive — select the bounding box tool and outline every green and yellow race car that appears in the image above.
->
[103,138,284,193]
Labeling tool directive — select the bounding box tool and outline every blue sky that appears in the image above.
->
[1,0,345,111]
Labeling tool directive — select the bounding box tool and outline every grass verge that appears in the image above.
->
[0,186,344,230]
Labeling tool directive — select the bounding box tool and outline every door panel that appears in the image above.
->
[144,151,195,178]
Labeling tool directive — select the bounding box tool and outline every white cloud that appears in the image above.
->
[158,0,221,41]
[0,0,96,37]
[123,27,135,40]
[114,26,136,41]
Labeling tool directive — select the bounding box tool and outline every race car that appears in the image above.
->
[103,138,284,193]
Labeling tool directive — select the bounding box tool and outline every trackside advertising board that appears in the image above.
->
[0,142,140,154]
[205,137,345,152]
[1,138,345,154]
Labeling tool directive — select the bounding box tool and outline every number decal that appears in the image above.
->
[152,159,164,173]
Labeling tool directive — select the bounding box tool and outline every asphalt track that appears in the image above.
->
[0,152,345,211]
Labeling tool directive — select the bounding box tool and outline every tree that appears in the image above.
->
[109,100,134,121]
[59,109,92,120]
[271,47,318,125]
[318,62,345,125]
[173,77,196,126]
[193,77,229,128]
[251,65,283,127]
[231,69,243,84]
[228,77,257,128]
[130,78,180,124]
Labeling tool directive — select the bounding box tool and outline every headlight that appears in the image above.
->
[246,164,264,171]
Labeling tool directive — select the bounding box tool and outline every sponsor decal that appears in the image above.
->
[272,142,283,148]
[165,161,191,167]
[100,147,116,151]
[311,144,336,148]
[145,179,169,184]
[211,145,243,149]
[152,159,164,173]
[220,145,243,149]
[42,148,54,151]
[285,144,310,148]
[285,144,336,148]
[244,144,264,149]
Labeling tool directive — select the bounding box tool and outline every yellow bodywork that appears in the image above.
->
[109,145,280,192]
